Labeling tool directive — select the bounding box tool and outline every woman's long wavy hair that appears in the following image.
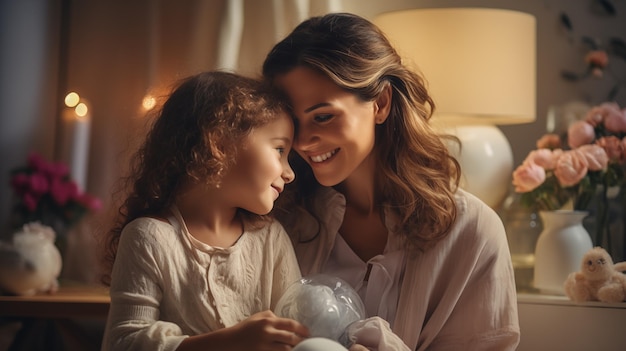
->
[101,71,287,285]
[263,13,461,253]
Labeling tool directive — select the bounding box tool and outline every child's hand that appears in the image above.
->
[231,310,309,351]
[348,344,370,351]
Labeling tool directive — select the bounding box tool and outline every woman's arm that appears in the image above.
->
[178,311,308,351]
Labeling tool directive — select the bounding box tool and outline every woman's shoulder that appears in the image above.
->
[454,188,500,220]
[451,188,506,242]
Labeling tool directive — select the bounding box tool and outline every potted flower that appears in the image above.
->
[512,102,626,293]
[8,152,102,255]
[512,102,626,239]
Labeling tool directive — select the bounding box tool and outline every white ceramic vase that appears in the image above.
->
[533,210,593,295]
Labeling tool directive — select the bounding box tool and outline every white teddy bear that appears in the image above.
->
[0,222,62,296]
[563,246,626,303]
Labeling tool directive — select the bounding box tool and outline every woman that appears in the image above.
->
[263,13,520,351]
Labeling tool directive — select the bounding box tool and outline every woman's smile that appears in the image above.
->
[309,148,339,163]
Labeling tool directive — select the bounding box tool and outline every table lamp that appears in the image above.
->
[374,8,536,208]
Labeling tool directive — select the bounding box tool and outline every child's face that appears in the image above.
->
[221,112,295,215]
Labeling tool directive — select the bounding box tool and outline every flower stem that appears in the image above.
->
[596,182,610,253]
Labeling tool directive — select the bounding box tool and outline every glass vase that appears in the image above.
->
[499,190,542,291]
[582,185,626,264]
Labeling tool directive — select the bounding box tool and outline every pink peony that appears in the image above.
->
[527,149,562,170]
[568,120,595,148]
[575,145,608,171]
[585,50,609,68]
[596,136,625,162]
[603,106,626,133]
[512,161,546,193]
[554,150,589,187]
[536,134,562,149]
[585,102,621,128]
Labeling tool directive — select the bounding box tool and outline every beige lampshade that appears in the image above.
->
[374,8,537,208]
[374,8,536,126]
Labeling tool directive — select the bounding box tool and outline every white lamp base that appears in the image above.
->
[443,125,513,209]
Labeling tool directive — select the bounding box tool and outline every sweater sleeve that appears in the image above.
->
[393,190,520,351]
[418,193,520,350]
[101,219,187,351]
[270,220,302,309]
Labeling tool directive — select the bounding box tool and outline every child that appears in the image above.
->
[100,71,308,351]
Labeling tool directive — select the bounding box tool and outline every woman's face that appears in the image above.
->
[276,67,386,186]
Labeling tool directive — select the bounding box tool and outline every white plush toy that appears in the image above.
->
[274,274,365,347]
[0,222,62,296]
[563,246,626,303]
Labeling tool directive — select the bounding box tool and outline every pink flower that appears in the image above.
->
[603,106,626,133]
[527,149,562,170]
[512,161,546,193]
[28,173,49,195]
[596,136,624,162]
[49,178,79,205]
[27,152,48,172]
[48,162,70,178]
[591,67,604,78]
[536,134,562,149]
[585,102,622,129]
[585,50,609,68]
[76,193,103,211]
[554,150,589,187]
[576,145,608,171]
[10,173,30,195]
[22,193,39,212]
[568,120,596,148]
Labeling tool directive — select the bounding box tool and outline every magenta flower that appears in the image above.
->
[28,173,49,195]
[10,152,102,230]
[76,193,103,211]
[22,193,39,212]
[28,152,48,172]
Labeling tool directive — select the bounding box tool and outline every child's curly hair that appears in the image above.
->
[101,71,288,285]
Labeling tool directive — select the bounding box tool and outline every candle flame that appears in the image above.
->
[65,92,80,107]
[75,102,89,118]
[142,94,157,111]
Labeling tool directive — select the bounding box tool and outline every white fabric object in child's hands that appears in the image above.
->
[274,274,365,347]
[346,316,411,351]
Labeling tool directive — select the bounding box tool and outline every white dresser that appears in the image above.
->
[517,293,626,351]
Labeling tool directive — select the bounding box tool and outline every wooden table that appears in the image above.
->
[0,284,110,351]
[0,284,110,318]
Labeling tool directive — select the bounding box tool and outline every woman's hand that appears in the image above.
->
[228,310,309,351]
